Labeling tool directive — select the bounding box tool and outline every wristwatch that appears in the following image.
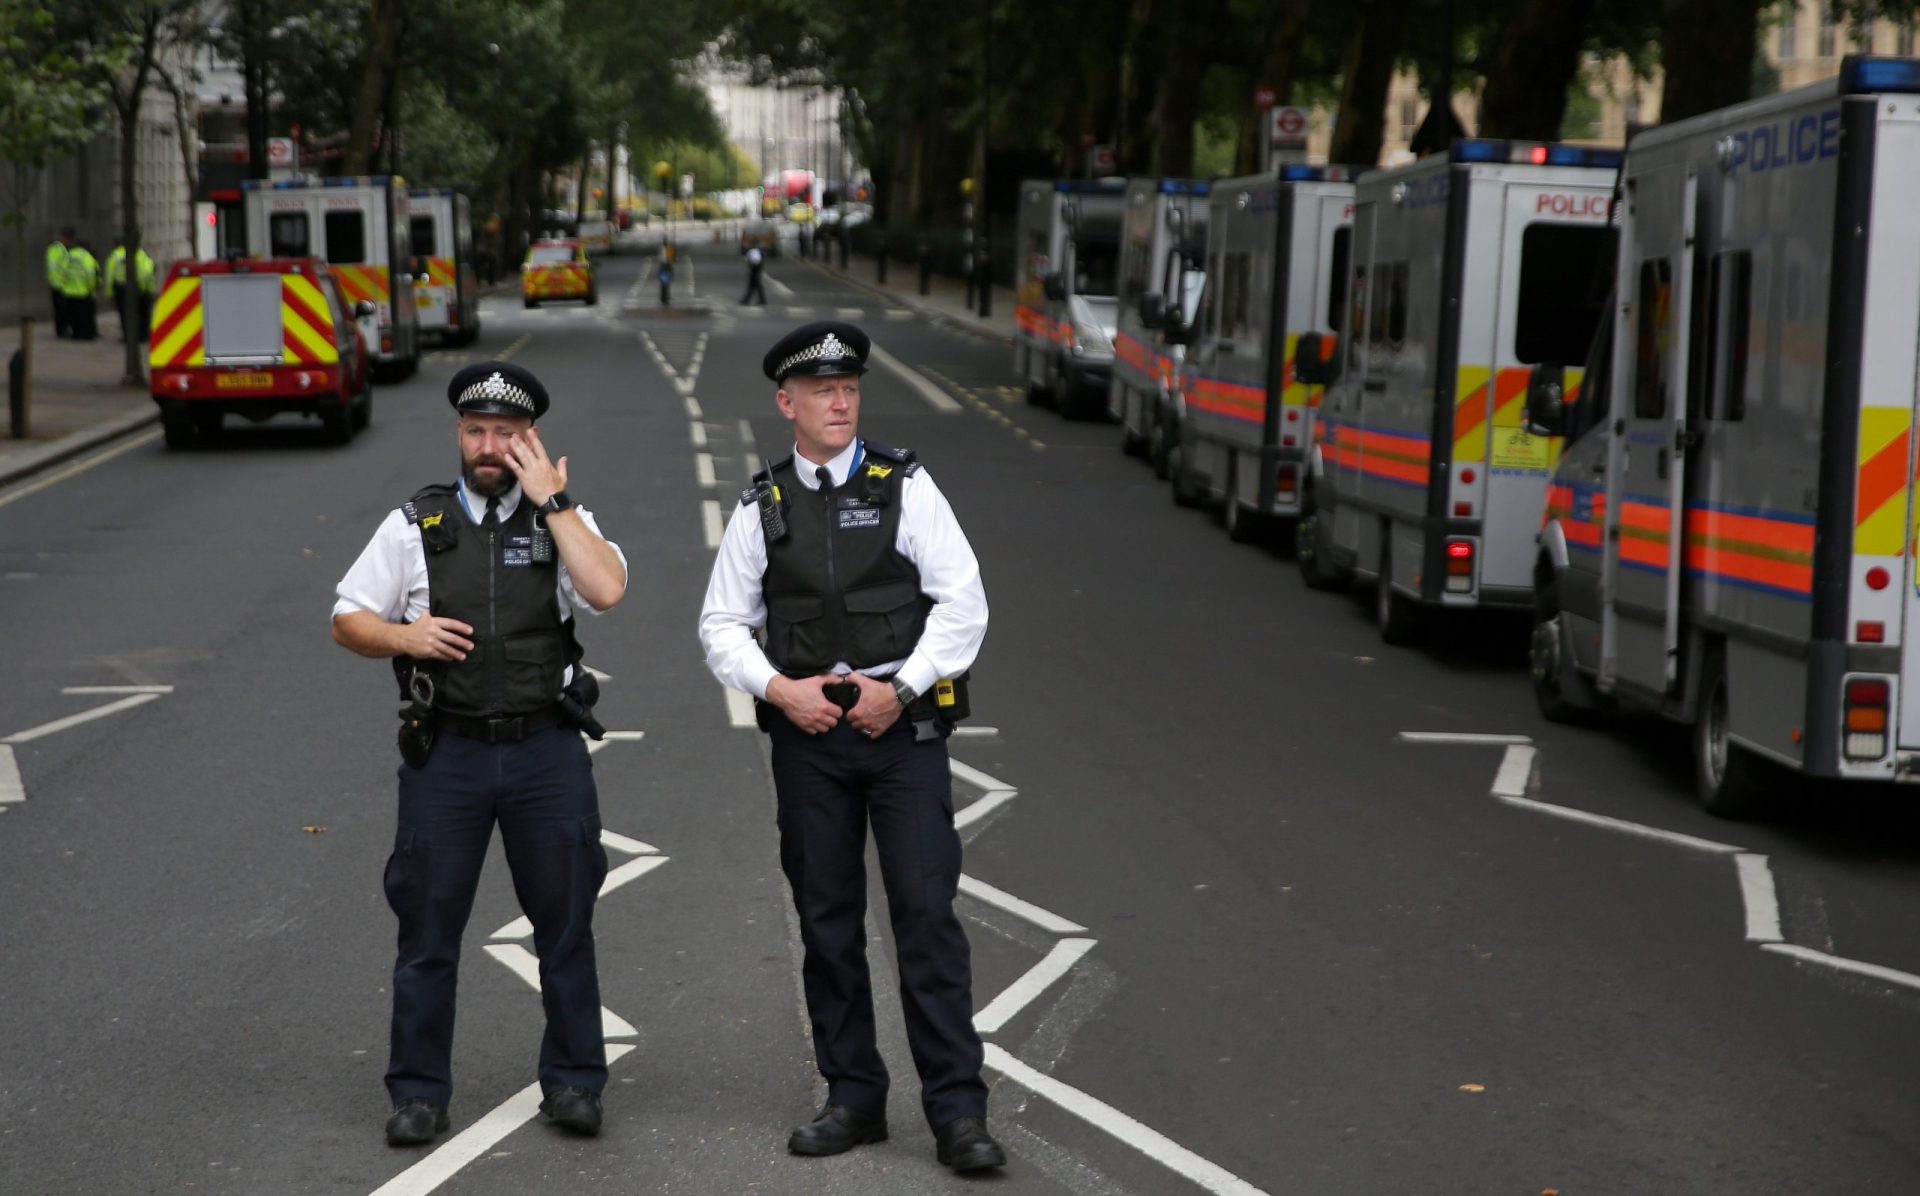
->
[537,490,574,515]
[891,677,918,707]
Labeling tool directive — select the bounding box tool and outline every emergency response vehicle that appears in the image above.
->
[242,175,421,378]
[407,188,480,346]
[1528,57,1920,814]
[1109,178,1209,463]
[1297,140,1618,644]
[1168,167,1353,539]
[521,239,597,307]
[1014,178,1126,418]
[148,257,375,448]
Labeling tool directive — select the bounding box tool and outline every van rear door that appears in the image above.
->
[200,275,285,364]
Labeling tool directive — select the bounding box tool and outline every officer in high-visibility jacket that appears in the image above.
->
[106,241,157,343]
[44,228,86,339]
[68,240,101,341]
[698,321,1006,1174]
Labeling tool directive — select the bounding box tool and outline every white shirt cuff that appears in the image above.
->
[742,659,780,701]
[896,656,941,699]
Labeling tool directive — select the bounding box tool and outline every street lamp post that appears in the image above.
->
[977,0,993,319]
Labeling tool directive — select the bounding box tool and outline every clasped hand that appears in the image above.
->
[768,672,903,737]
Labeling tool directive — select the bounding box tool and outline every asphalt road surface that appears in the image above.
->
[2,241,1919,1194]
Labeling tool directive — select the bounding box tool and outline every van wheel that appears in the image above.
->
[1695,650,1770,819]
[1222,459,1262,544]
[524,298,539,309]
[1376,540,1420,645]
[320,403,354,445]
[191,411,224,442]
[1148,417,1172,479]
[586,287,599,307]
[1025,379,1053,408]
[1530,574,1603,723]
[1297,503,1347,591]
[1168,430,1203,508]
[162,419,193,451]
[351,386,373,430]
[1121,426,1146,456]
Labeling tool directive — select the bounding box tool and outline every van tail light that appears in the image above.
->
[1857,620,1885,644]
[1444,539,1474,593]
[1275,466,1298,496]
[1844,676,1891,760]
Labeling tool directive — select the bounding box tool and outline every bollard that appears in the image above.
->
[918,241,931,297]
[8,347,26,439]
[877,246,887,286]
[839,233,849,269]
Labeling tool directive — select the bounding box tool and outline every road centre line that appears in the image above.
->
[701,499,724,549]
[1762,943,1920,994]
[480,944,638,1037]
[982,1045,1270,1196]
[674,376,697,396]
[0,746,22,804]
[1399,731,1534,745]
[867,342,963,413]
[695,453,716,487]
[366,1046,639,1196]
[1737,854,1784,943]
[953,788,1017,831]
[689,422,708,448]
[600,829,656,856]
[490,856,667,939]
[958,873,1087,935]
[3,693,162,744]
[1491,744,1536,797]
[950,726,1000,738]
[1496,793,1744,854]
[584,730,646,757]
[684,397,703,418]
[949,758,1015,794]
[974,938,1097,1033]
[61,685,174,695]
[0,428,161,511]
[764,272,796,299]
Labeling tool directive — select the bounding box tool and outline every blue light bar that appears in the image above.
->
[1452,140,1508,163]
[1843,55,1920,94]
[242,176,398,190]
[1546,145,1624,168]
[1157,179,1211,196]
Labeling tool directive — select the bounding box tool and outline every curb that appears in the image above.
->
[0,405,158,489]
[806,258,1016,347]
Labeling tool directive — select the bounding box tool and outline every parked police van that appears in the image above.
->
[407,188,480,347]
[1529,57,1920,815]
[1013,178,1126,418]
[1171,166,1353,539]
[243,176,421,377]
[1109,177,1209,464]
[1297,140,1618,643]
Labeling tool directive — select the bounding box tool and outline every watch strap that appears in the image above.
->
[539,490,574,514]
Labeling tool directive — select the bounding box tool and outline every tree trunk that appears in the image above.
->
[344,0,400,174]
[117,14,158,387]
[1659,0,1762,123]
[1148,45,1206,176]
[1234,10,1307,175]
[238,0,270,179]
[160,68,199,252]
[1328,0,1410,168]
[574,156,589,223]
[1477,0,1597,139]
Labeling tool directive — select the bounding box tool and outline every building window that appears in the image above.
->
[1400,98,1418,140]
[1854,4,1876,50]
[1899,22,1915,56]
[1819,7,1837,57]
[1778,4,1799,58]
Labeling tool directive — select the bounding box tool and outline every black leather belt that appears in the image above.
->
[437,707,565,743]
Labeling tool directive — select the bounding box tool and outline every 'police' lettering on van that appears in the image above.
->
[1534,193,1610,219]
[1724,109,1840,178]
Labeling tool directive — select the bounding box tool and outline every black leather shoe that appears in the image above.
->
[935,1117,1007,1172]
[540,1086,603,1136]
[385,1099,449,1146]
[787,1104,888,1156]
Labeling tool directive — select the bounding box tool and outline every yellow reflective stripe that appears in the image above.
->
[1855,405,1912,557]
[149,278,204,367]
[281,273,339,363]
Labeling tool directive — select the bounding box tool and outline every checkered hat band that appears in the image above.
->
[778,336,861,378]
[459,372,536,414]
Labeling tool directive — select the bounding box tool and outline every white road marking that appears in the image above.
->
[836,306,864,318]
[694,453,716,487]
[958,874,1087,935]
[974,938,1097,1033]
[366,1043,636,1196]
[0,429,161,510]
[61,685,174,695]
[785,305,815,317]
[600,830,657,856]
[953,789,1017,831]
[1491,744,1536,797]
[684,397,703,418]
[982,1045,1270,1196]
[584,666,612,681]
[1495,793,1744,855]
[883,309,914,321]
[950,726,999,738]
[724,687,757,728]
[1762,943,1920,993]
[584,730,646,757]
[868,343,962,413]
[1736,853,1784,943]
[478,944,637,1036]
[765,272,796,299]
[0,746,23,804]
[701,499,724,549]
[949,758,1014,794]
[1398,731,1534,745]
[600,853,670,898]
[2,693,161,744]
[689,422,708,448]
[736,419,757,449]
[674,376,696,395]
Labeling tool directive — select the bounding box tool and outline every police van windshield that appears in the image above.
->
[1515,223,1615,364]
[410,215,437,257]
[1071,239,1121,297]
[529,245,574,264]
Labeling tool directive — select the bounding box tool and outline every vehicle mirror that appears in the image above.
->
[1162,313,1190,347]
[355,300,377,319]
[1525,364,1568,436]
[1043,273,1066,302]
[1139,292,1165,329]
[1293,332,1332,386]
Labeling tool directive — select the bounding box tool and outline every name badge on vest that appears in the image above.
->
[836,495,882,531]
[502,534,534,567]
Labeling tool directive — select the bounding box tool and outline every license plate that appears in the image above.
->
[216,372,272,389]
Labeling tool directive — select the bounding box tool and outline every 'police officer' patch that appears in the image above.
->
[503,535,534,566]
[836,497,882,531]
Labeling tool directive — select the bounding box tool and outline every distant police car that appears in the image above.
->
[521,239,596,308]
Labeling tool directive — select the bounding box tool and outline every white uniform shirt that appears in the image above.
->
[333,480,628,628]
[699,439,988,700]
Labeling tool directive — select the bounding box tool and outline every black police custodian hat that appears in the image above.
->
[447,361,549,419]
[763,320,870,382]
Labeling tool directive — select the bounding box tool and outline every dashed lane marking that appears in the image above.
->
[62,685,174,695]
[0,747,22,805]
[1399,731,1533,745]
[952,788,1016,830]
[957,873,1088,935]
[695,453,716,488]
[701,500,724,549]
[599,830,658,856]
[1491,743,1536,797]
[584,730,646,757]
[724,688,757,728]
[481,944,638,1038]
[690,422,709,449]
[974,938,1098,1033]
[1498,791,1743,854]
[1762,944,1920,994]
[2,693,162,745]
[684,397,703,418]
[868,342,962,413]
[1737,854,1784,943]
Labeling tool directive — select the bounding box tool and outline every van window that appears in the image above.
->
[269,213,309,257]
[1346,265,1368,372]
[1074,239,1120,297]
[1386,262,1408,347]
[1369,261,1395,347]
[410,215,437,257]
[1516,223,1613,365]
[1566,297,1614,442]
[1633,258,1673,419]
[1327,227,1351,332]
[325,210,367,263]
[1201,252,1220,335]
[1221,252,1252,342]
[1706,250,1752,421]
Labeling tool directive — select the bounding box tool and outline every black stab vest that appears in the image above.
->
[400,484,573,717]
[756,446,932,674]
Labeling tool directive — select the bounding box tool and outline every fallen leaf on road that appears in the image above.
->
[1457,1083,1485,1093]
[302,826,327,834]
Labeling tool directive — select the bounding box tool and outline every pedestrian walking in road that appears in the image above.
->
[331,362,628,1148]
[44,228,86,339]
[740,245,767,305]
[657,254,674,306]
[698,321,1007,1174]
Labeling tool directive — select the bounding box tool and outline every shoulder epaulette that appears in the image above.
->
[402,482,458,524]
[863,441,922,476]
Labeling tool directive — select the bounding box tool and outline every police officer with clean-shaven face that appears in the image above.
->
[331,362,627,1147]
[698,322,1006,1172]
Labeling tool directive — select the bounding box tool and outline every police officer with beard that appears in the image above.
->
[698,322,1005,1173]
[331,362,628,1147]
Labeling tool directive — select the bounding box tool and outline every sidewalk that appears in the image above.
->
[0,319,154,488]
[808,248,1016,343]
